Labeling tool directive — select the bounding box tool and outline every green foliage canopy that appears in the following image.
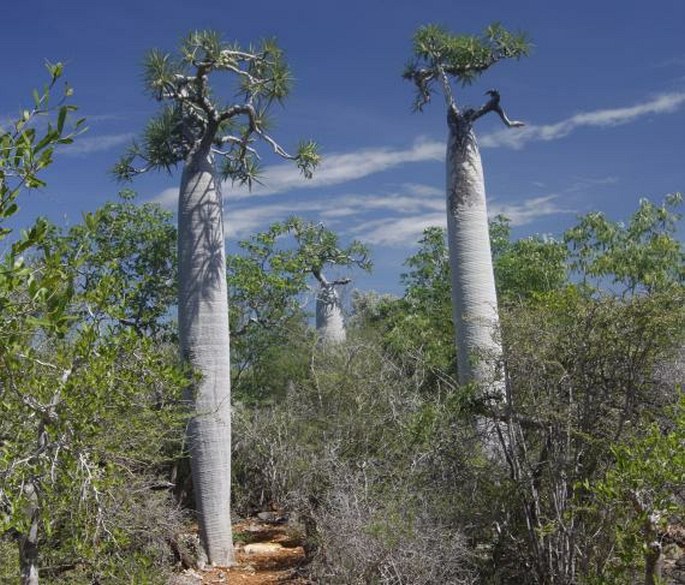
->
[566,193,684,294]
[0,70,187,583]
[404,23,530,112]
[42,190,177,337]
[114,30,319,187]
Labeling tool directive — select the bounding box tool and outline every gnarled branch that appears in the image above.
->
[464,89,525,127]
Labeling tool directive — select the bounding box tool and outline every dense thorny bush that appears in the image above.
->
[0,336,189,584]
[490,287,685,584]
[308,468,475,585]
[233,283,685,584]
[40,486,186,584]
[232,338,481,583]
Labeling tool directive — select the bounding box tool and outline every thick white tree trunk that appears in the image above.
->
[178,147,234,566]
[445,112,504,397]
[316,282,346,344]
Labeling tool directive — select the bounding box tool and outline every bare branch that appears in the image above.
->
[465,89,525,127]
[218,62,259,85]
[223,49,266,61]
[218,103,254,124]
[219,102,298,160]
[435,63,457,111]
[312,268,327,286]
[403,67,435,111]
[256,128,296,160]
[211,139,259,159]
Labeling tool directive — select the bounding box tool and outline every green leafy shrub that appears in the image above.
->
[0,74,189,580]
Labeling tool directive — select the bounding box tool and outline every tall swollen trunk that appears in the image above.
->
[315,282,346,344]
[178,146,234,566]
[445,110,504,396]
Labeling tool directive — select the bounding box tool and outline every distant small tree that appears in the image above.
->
[281,217,371,344]
[228,217,370,367]
[228,221,310,338]
[114,31,319,565]
[404,23,529,394]
[227,222,312,402]
[394,226,456,377]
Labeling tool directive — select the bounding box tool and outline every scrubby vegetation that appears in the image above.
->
[1,49,683,585]
[231,195,684,584]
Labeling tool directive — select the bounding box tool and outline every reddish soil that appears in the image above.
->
[172,519,311,585]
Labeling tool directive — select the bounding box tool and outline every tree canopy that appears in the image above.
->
[113,30,319,186]
[403,23,530,112]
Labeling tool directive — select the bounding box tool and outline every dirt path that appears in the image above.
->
[171,518,310,585]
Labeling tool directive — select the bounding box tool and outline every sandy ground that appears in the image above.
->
[171,518,311,585]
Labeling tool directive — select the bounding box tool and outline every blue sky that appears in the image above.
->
[2,0,684,296]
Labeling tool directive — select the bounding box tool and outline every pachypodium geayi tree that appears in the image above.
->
[404,24,529,395]
[115,31,319,566]
[285,217,371,344]
[229,217,370,345]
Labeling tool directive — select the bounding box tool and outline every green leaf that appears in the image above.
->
[57,106,67,134]
[3,202,19,218]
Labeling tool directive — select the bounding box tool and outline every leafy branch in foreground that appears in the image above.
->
[1,62,84,240]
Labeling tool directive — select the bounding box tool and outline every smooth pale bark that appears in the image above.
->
[178,146,234,566]
[19,482,39,585]
[445,110,504,397]
[315,282,346,344]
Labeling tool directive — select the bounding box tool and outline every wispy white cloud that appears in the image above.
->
[225,184,444,239]
[489,195,573,226]
[153,162,444,212]
[151,93,681,203]
[652,55,685,68]
[345,194,574,246]
[480,92,685,149]
[224,181,573,247]
[564,176,619,193]
[229,138,444,198]
[63,132,134,155]
[225,200,320,238]
[347,214,446,246]
[152,181,573,247]
[81,113,128,123]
